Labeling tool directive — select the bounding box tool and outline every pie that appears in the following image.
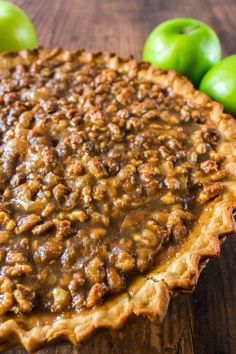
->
[0,48,235,352]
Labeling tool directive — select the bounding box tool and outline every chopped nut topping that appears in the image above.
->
[0,50,226,315]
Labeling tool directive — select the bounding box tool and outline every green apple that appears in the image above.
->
[0,0,37,52]
[143,18,221,86]
[200,55,236,117]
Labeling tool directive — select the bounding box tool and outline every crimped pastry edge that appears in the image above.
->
[0,48,235,352]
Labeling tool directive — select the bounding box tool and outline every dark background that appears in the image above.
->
[6,0,236,353]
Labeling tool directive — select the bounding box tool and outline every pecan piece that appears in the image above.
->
[13,284,35,313]
[198,182,224,203]
[86,282,108,308]
[0,277,13,315]
[69,272,85,292]
[16,214,41,235]
[53,184,70,202]
[0,231,12,244]
[90,228,106,240]
[35,240,63,263]
[2,264,32,277]
[115,250,135,272]
[55,220,71,239]
[87,157,107,179]
[6,251,26,264]
[51,287,71,313]
[200,160,218,174]
[138,163,159,182]
[32,220,54,236]
[86,257,105,284]
[136,247,152,272]
[118,164,136,181]
[202,128,220,146]
[107,267,123,293]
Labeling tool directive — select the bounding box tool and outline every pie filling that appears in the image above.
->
[0,53,226,317]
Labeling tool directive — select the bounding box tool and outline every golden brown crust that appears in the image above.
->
[0,48,235,352]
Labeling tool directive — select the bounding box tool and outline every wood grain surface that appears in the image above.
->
[6,0,236,353]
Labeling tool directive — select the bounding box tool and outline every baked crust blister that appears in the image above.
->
[0,48,235,352]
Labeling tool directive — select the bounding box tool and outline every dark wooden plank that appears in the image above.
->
[6,0,236,353]
[12,0,236,57]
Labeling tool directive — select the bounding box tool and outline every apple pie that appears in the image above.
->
[0,48,235,351]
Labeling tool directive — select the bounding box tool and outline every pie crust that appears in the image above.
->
[0,49,235,352]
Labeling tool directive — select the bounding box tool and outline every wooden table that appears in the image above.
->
[7,0,236,353]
